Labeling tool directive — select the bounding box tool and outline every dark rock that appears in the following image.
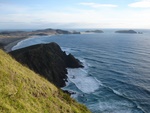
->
[138,32,143,34]
[9,42,83,87]
[71,31,81,34]
[56,29,71,34]
[63,90,76,95]
[115,30,137,34]
[0,43,4,49]
[66,54,83,68]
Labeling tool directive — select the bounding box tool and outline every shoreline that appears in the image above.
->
[0,35,53,52]
[0,36,29,52]
[4,37,28,52]
[0,28,72,52]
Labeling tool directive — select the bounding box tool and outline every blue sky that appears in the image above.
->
[0,0,150,29]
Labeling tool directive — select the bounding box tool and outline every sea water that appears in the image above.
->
[12,29,150,113]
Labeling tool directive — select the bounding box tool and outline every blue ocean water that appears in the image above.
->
[12,29,150,113]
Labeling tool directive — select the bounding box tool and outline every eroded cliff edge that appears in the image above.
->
[9,42,83,87]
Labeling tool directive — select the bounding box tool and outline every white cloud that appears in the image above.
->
[1,8,150,29]
[128,0,150,8]
[1,2,150,29]
[80,2,117,8]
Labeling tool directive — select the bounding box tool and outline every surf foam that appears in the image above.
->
[67,66,100,94]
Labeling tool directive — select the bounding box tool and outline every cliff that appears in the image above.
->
[9,42,83,87]
[0,49,90,113]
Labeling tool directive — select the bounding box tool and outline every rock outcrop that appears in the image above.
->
[9,42,83,87]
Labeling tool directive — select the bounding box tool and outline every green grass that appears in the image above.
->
[0,50,91,113]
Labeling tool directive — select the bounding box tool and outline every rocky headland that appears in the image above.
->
[9,42,83,87]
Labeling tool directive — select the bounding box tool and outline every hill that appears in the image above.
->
[0,49,90,113]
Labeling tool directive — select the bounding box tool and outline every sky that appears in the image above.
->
[0,0,150,29]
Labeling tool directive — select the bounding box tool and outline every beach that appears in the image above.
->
[0,36,28,52]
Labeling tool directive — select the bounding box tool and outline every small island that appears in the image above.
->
[115,30,137,34]
[85,30,104,33]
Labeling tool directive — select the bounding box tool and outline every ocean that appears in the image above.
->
[12,29,150,113]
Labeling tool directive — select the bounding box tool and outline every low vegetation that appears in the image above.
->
[0,49,91,113]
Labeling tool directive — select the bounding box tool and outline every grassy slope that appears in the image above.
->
[0,50,91,113]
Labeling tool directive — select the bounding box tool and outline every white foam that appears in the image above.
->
[67,68,100,94]
[112,89,123,96]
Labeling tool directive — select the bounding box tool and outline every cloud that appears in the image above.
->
[128,0,150,8]
[0,2,150,29]
[80,2,117,8]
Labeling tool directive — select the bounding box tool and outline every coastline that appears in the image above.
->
[0,35,53,52]
[4,37,28,52]
[0,37,28,52]
[0,28,72,52]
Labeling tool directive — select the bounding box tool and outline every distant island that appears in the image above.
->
[115,30,137,34]
[85,30,104,33]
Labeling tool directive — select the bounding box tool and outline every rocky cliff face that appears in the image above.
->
[9,42,83,87]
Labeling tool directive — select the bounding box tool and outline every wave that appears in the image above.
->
[100,78,150,113]
[64,56,146,112]
[89,81,146,113]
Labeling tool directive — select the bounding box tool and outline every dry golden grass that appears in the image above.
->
[0,49,91,113]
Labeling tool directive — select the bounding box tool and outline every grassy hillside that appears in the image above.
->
[0,49,91,113]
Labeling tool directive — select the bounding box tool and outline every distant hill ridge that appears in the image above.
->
[0,28,80,37]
